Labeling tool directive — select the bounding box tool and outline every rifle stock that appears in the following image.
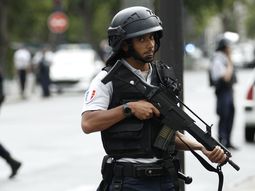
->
[102,60,240,171]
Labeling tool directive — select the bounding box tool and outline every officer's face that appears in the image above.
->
[132,33,156,62]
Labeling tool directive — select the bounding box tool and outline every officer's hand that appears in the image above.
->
[201,146,227,164]
[129,100,160,120]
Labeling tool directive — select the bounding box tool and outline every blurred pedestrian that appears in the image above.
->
[32,46,53,97]
[0,143,22,179]
[13,46,31,99]
[0,68,5,107]
[210,38,237,149]
[0,69,22,178]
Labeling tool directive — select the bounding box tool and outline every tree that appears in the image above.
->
[0,0,120,77]
[245,0,255,38]
[66,0,120,48]
[182,0,244,38]
[0,0,8,74]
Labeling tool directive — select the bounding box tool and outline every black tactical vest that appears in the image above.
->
[101,61,177,159]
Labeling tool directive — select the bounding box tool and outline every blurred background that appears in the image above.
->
[1,0,255,79]
[0,0,255,191]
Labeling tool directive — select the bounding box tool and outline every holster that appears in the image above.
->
[161,157,180,191]
[97,155,114,191]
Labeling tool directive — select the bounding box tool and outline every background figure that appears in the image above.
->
[210,38,237,149]
[33,47,53,97]
[13,46,31,99]
[0,70,22,178]
[0,143,22,179]
[0,68,4,105]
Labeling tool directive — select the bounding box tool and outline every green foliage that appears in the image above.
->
[183,0,237,36]
[2,0,120,77]
[6,0,119,46]
[65,15,84,43]
[92,3,112,43]
[245,1,255,38]
[7,0,52,43]
[65,0,119,47]
[183,0,236,15]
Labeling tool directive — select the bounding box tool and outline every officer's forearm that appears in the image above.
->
[175,131,203,151]
[81,106,125,134]
[223,60,233,82]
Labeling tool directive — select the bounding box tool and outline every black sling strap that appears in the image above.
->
[177,135,225,191]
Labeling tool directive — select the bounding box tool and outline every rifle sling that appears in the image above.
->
[177,134,224,191]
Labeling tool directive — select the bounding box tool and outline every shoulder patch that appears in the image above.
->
[84,89,97,103]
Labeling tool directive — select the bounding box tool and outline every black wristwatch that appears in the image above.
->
[123,103,132,118]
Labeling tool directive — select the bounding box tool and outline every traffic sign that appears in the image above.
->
[48,11,69,33]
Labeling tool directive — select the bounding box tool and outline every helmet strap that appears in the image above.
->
[154,32,161,52]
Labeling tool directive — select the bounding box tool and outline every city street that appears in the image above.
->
[184,68,255,191]
[0,68,254,191]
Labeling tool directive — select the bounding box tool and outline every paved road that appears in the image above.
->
[0,91,103,191]
[0,69,254,191]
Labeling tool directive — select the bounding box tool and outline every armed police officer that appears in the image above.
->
[210,38,237,149]
[81,6,226,191]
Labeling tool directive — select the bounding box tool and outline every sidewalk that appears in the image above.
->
[225,175,255,191]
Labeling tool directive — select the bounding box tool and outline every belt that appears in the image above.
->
[113,162,173,178]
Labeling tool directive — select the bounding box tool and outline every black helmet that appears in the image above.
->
[216,38,230,51]
[108,6,163,52]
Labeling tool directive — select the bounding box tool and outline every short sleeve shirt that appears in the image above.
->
[210,52,228,81]
[82,59,153,113]
[14,48,31,70]
[81,60,160,163]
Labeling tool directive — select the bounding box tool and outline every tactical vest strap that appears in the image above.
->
[153,61,181,96]
[101,60,165,158]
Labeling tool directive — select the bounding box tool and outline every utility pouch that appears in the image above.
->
[161,157,179,191]
[101,155,114,184]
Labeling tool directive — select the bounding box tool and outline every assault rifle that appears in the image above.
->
[101,60,240,172]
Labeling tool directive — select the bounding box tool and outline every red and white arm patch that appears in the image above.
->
[85,89,97,103]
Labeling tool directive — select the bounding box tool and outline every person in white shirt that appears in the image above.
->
[13,47,31,98]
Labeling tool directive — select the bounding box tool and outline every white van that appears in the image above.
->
[50,44,105,93]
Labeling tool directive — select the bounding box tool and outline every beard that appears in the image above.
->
[129,50,155,64]
[143,53,154,63]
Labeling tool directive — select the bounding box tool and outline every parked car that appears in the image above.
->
[244,68,255,142]
[50,43,105,93]
[231,42,255,68]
